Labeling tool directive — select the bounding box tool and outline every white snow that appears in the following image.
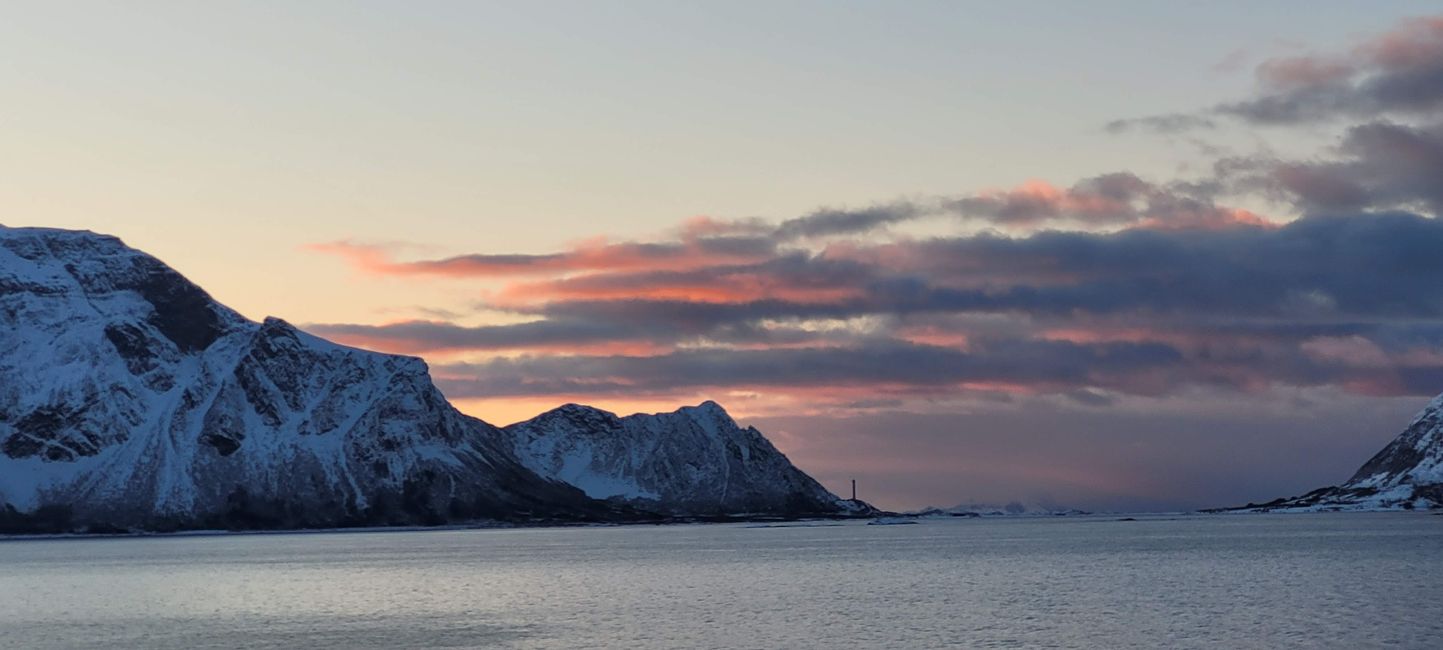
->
[503,402,848,514]
[0,225,855,527]
[0,226,570,526]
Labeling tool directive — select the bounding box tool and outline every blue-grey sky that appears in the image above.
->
[6,2,1443,510]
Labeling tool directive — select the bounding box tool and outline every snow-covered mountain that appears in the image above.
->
[0,227,612,532]
[1231,393,1443,512]
[0,226,856,533]
[502,402,867,516]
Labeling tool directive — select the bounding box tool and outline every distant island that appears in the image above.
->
[907,502,1092,518]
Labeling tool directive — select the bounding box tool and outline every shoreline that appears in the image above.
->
[0,511,883,542]
[4,508,1437,542]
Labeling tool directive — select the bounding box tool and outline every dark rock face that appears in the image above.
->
[104,323,157,374]
[4,404,106,462]
[1348,402,1441,483]
[131,261,225,353]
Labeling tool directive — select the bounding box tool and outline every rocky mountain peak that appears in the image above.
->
[505,400,848,516]
[527,403,623,433]
[1224,391,1443,512]
[0,225,612,532]
[677,400,736,426]
[0,225,856,532]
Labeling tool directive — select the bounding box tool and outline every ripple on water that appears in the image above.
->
[1,513,1441,649]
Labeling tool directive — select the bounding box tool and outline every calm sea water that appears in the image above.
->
[1,513,1440,649]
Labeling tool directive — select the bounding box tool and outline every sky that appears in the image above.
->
[6,2,1443,511]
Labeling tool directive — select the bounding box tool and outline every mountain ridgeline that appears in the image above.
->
[505,402,857,516]
[0,226,864,534]
[1223,394,1443,512]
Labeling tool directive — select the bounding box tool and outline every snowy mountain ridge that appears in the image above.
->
[1226,393,1443,512]
[0,226,855,533]
[505,401,864,516]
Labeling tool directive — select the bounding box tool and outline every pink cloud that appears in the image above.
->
[308,237,774,279]
[1256,55,1356,89]
[1359,15,1443,69]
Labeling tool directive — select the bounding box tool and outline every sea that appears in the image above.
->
[1,512,1440,649]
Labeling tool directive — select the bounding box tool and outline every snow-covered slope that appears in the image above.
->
[503,402,868,516]
[0,226,608,532]
[0,225,861,532]
[1232,393,1443,512]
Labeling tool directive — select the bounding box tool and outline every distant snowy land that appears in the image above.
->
[1213,394,1443,512]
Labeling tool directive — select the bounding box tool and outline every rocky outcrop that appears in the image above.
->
[1220,393,1443,512]
[503,402,867,517]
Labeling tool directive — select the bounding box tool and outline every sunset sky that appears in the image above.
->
[8,2,1443,511]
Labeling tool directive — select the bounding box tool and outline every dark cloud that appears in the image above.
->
[773,202,929,239]
[308,213,1443,404]
[943,173,1265,229]
[434,338,1186,398]
[1104,113,1218,134]
[1112,15,1443,129]
[306,307,849,355]
[524,214,1443,322]
[1220,119,1443,215]
[1301,120,1443,212]
[1219,22,1443,125]
[306,319,656,353]
[307,235,779,278]
[682,175,1244,243]
[313,175,1272,286]
[485,252,879,309]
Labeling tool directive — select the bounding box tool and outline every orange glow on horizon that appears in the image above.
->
[490,275,863,307]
